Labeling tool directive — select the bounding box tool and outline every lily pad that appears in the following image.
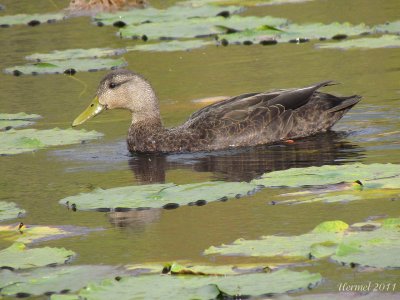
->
[316,35,400,50]
[94,5,242,26]
[26,48,127,61]
[277,188,400,205]
[76,269,321,299]
[205,218,400,268]
[126,262,277,275]
[178,0,315,7]
[59,181,256,211]
[251,163,400,188]
[0,13,65,27]
[219,22,371,44]
[0,243,75,270]
[0,201,25,222]
[332,226,400,268]
[119,15,287,39]
[374,21,400,34]
[4,58,127,75]
[0,128,103,155]
[0,112,41,131]
[0,265,122,297]
[204,220,346,259]
[0,223,102,244]
[132,40,212,52]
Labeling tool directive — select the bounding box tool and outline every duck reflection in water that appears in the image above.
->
[128,131,364,184]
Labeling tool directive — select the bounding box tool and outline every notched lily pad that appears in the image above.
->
[0,265,122,297]
[0,223,102,244]
[0,13,65,27]
[75,269,321,299]
[0,128,103,155]
[0,242,75,270]
[0,201,25,222]
[316,35,400,50]
[59,181,256,211]
[4,58,127,75]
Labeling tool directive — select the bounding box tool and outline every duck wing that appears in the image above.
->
[183,81,360,148]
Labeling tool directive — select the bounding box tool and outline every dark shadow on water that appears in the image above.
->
[128,131,365,184]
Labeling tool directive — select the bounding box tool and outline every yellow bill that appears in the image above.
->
[72,96,105,127]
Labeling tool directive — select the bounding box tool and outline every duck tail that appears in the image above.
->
[327,95,362,113]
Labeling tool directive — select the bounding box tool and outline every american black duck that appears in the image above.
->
[72,69,361,153]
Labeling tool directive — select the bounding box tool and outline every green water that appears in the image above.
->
[0,0,399,297]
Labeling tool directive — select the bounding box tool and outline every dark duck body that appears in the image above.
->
[72,69,361,153]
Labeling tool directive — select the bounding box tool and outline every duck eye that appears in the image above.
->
[109,82,117,89]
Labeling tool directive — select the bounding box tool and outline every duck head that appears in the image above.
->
[72,69,160,127]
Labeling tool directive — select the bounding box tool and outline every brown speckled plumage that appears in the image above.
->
[92,69,361,153]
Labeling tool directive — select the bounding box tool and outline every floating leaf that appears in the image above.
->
[0,202,25,222]
[0,13,65,27]
[0,112,41,130]
[26,48,127,61]
[374,21,400,34]
[0,128,103,155]
[132,40,212,52]
[204,220,345,259]
[0,223,102,244]
[316,35,400,50]
[219,22,371,44]
[251,163,400,188]
[178,0,315,7]
[59,181,256,211]
[94,5,242,26]
[119,15,287,39]
[0,243,75,270]
[127,262,277,275]
[332,226,400,268]
[76,269,321,299]
[0,265,122,297]
[4,58,127,75]
[205,218,400,268]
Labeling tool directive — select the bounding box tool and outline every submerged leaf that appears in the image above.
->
[0,265,121,297]
[76,269,321,299]
[316,35,400,50]
[0,201,25,222]
[0,128,103,155]
[0,224,102,244]
[59,181,256,211]
[0,243,75,269]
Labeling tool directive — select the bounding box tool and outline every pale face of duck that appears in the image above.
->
[72,69,159,127]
